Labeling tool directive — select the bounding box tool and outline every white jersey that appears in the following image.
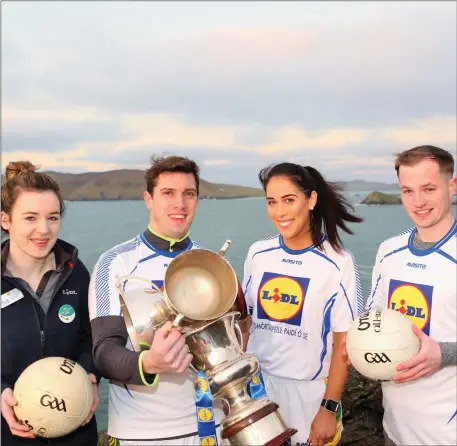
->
[88,234,224,440]
[243,235,363,381]
[366,220,457,446]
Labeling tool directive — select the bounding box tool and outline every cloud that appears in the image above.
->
[2,2,455,184]
[203,159,231,166]
[3,2,455,129]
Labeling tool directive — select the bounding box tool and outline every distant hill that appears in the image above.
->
[32,170,265,201]
[361,191,457,205]
[0,170,401,201]
[336,180,399,191]
[361,191,402,205]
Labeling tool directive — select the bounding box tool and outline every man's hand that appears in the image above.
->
[142,321,193,374]
[308,408,337,446]
[1,388,35,438]
[393,325,441,384]
[81,374,99,426]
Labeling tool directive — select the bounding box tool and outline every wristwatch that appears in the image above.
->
[321,398,340,413]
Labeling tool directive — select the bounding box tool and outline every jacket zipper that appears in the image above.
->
[30,298,46,358]
[39,264,74,356]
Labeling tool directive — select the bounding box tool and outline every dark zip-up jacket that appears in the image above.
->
[1,239,98,445]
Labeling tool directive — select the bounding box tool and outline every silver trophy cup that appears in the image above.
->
[183,311,297,445]
[118,241,297,445]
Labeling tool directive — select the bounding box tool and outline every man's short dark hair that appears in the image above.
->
[145,155,200,195]
[395,145,455,177]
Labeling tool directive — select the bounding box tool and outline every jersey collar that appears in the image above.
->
[143,225,191,253]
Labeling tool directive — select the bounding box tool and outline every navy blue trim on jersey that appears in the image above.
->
[380,246,408,263]
[436,249,457,264]
[243,276,252,295]
[95,238,142,317]
[139,253,160,264]
[140,232,193,258]
[278,234,327,256]
[367,274,382,310]
[311,293,337,380]
[407,219,457,257]
[252,245,282,259]
[310,249,340,272]
[340,284,355,320]
[447,408,457,425]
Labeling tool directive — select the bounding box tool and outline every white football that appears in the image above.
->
[13,357,93,438]
[346,308,421,381]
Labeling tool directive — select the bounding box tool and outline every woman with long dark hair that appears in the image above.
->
[242,162,363,446]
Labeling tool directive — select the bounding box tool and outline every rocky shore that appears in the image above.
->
[97,368,384,445]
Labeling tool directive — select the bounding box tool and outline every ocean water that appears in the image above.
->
[57,195,456,431]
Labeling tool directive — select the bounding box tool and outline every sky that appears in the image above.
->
[2,1,456,187]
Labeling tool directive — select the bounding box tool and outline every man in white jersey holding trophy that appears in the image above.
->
[365,145,457,445]
[88,156,246,445]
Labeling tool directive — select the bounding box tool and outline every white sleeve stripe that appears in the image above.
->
[95,238,141,317]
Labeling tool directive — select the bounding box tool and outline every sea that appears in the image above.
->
[56,192,456,431]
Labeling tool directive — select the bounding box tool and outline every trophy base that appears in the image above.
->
[221,402,297,446]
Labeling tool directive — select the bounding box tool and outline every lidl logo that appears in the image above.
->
[257,272,309,326]
[388,279,433,335]
[201,436,216,446]
[197,376,209,393]
[197,408,214,422]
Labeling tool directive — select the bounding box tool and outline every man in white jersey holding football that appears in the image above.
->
[88,156,239,445]
[242,162,364,446]
[365,145,457,445]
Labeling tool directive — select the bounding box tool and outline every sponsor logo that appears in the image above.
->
[388,279,433,335]
[62,289,77,295]
[281,258,303,265]
[197,376,209,393]
[58,304,75,323]
[257,273,309,326]
[201,436,217,446]
[406,262,426,270]
[364,352,392,363]
[357,308,382,333]
[197,408,214,422]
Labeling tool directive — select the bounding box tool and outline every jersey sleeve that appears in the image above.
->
[242,246,255,315]
[89,250,127,320]
[331,252,362,332]
[88,250,158,386]
[365,245,385,311]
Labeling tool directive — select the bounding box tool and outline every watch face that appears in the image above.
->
[325,400,339,412]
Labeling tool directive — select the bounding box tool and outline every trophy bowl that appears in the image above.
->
[164,248,239,326]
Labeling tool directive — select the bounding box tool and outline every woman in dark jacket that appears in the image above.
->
[1,161,99,445]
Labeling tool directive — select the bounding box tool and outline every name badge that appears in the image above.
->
[1,288,25,309]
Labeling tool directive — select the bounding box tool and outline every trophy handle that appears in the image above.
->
[234,322,243,351]
[115,275,163,294]
[171,312,185,328]
[218,239,231,256]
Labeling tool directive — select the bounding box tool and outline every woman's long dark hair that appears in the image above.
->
[258,162,363,252]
